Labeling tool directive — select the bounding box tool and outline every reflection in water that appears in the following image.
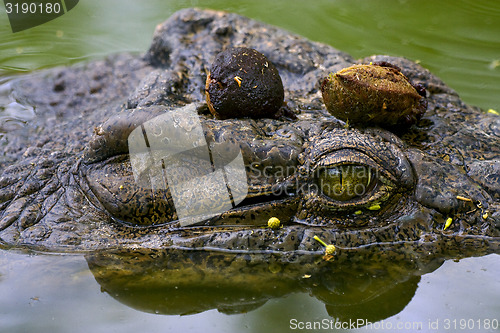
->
[86,248,442,322]
[0,249,497,332]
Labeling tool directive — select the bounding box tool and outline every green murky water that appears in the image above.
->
[0,249,498,333]
[0,1,499,332]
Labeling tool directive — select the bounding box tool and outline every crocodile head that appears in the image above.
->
[0,7,498,316]
[77,9,499,259]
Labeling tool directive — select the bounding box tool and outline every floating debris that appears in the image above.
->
[488,60,500,70]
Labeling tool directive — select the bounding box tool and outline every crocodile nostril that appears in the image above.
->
[53,82,65,92]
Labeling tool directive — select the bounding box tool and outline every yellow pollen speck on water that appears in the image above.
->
[489,60,500,70]
[56,30,64,38]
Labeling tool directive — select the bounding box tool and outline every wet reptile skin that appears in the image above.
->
[0,8,498,267]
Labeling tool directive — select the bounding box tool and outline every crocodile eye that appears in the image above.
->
[302,130,415,221]
[318,164,375,201]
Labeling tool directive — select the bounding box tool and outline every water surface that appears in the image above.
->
[0,249,498,332]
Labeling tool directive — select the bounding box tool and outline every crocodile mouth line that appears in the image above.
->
[235,191,296,209]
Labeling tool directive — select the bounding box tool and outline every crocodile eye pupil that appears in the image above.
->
[318,165,374,201]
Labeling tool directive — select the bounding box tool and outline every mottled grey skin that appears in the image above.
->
[0,8,499,269]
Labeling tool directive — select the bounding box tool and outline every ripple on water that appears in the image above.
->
[0,79,35,133]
